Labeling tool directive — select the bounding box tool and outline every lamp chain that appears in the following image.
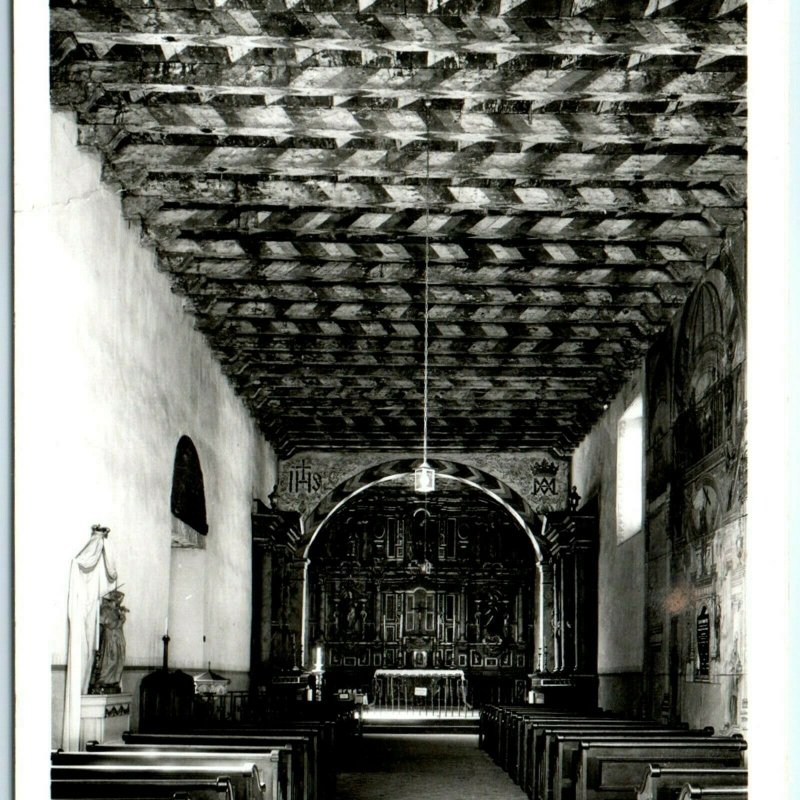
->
[423,100,431,466]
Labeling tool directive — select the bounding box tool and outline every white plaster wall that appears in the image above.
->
[16,111,277,747]
[571,369,646,714]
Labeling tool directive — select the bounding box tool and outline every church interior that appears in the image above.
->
[12,0,791,797]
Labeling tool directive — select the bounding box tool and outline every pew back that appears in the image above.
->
[637,766,747,800]
[51,775,234,800]
[51,765,258,800]
[549,731,718,800]
[575,740,747,800]
[55,749,283,800]
[124,728,324,800]
[89,742,297,800]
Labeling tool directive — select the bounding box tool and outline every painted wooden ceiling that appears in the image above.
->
[49,0,746,457]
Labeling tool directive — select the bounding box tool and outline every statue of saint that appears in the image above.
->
[89,590,128,694]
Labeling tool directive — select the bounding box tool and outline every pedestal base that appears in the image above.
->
[79,693,132,749]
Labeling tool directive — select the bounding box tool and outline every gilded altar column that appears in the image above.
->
[561,550,576,674]
[537,560,555,672]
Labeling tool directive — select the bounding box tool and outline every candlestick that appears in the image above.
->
[161,635,170,671]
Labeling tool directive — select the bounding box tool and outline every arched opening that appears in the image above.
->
[304,473,539,708]
[170,435,208,546]
[168,436,208,669]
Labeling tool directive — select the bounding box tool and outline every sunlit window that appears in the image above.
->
[616,396,644,543]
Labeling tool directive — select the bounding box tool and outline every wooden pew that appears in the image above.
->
[89,742,295,800]
[52,765,259,800]
[187,727,334,800]
[51,774,234,799]
[677,785,747,800]
[534,720,676,800]
[519,715,608,796]
[574,739,747,800]
[480,705,606,768]
[124,729,324,800]
[637,766,747,800]
[54,750,283,800]
[534,720,713,800]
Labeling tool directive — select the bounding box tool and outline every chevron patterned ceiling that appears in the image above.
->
[49,0,746,457]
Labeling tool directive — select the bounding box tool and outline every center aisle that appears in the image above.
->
[336,733,528,800]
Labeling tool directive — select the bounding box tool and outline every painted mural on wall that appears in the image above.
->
[274,450,569,521]
[644,226,746,735]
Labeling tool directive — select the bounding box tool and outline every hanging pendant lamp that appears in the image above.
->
[415,100,435,494]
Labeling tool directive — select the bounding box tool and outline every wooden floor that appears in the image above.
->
[336,733,528,800]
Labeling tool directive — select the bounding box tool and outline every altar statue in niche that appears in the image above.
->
[89,590,128,694]
[329,608,340,640]
[410,508,432,563]
[358,601,368,639]
[482,588,508,642]
[345,598,357,637]
[344,524,359,560]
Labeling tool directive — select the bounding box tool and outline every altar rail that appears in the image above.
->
[139,682,354,732]
[372,670,470,716]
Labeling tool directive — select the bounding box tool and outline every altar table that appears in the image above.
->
[372,669,467,713]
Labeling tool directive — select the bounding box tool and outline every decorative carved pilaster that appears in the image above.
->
[538,560,555,673]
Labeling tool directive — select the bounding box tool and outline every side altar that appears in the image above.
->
[373,669,467,713]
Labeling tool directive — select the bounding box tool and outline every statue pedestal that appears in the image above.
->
[79,693,131,748]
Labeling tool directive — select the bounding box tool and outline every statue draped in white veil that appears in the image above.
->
[62,524,119,750]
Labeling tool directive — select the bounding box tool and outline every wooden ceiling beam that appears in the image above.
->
[50,0,744,21]
[207,318,660,341]
[227,354,628,370]
[194,300,674,326]
[277,439,575,453]
[117,181,742,221]
[80,108,746,149]
[175,279,686,307]
[230,365,633,383]
[215,339,636,358]
[126,183,743,223]
[143,212,726,244]
[53,16,744,58]
[161,258,707,288]
[105,143,745,185]
[52,63,746,108]
[245,382,623,401]
[270,409,585,419]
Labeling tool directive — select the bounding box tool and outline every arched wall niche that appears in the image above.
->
[170,435,208,548]
[168,435,208,670]
[672,266,746,472]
